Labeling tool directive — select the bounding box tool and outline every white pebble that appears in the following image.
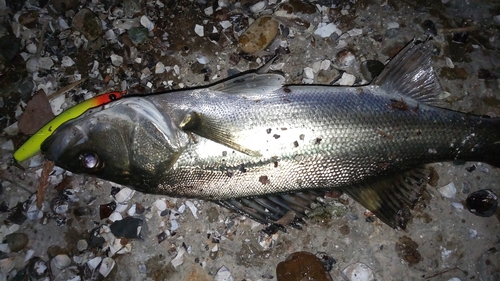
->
[220,20,232,30]
[387,22,400,29]
[115,187,135,203]
[61,56,75,67]
[155,62,165,74]
[451,202,463,211]
[77,239,88,251]
[177,204,186,213]
[303,67,314,79]
[171,247,185,268]
[194,24,204,37]
[115,203,128,213]
[445,57,454,68]
[140,15,155,31]
[215,266,233,281]
[250,1,266,13]
[347,28,363,36]
[26,57,39,72]
[185,200,198,219]
[467,228,477,238]
[0,140,14,151]
[50,94,66,115]
[110,54,123,66]
[314,23,340,38]
[153,199,166,212]
[26,43,37,53]
[38,57,54,70]
[108,212,122,222]
[87,257,102,270]
[127,204,137,216]
[204,6,213,16]
[342,262,374,281]
[53,254,71,269]
[337,72,356,86]
[438,182,456,199]
[170,219,179,231]
[196,55,210,64]
[99,257,115,277]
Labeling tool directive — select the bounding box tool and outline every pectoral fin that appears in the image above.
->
[179,111,262,157]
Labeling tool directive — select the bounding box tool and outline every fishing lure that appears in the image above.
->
[13,91,125,162]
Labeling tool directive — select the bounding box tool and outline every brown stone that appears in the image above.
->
[276,251,333,281]
[239,15,278,53]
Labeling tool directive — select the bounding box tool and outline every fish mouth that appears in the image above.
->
[40,123,87,163]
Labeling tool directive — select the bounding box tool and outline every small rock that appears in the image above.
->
[336,50,356,68]
[194,24,204,37]
[99,257,115,277]
[438,182,457,199]
[395,236,422,266]
[77,239,88,251]
[494,15,500,25]
[239,15,279,53]
[421,19,437,36]
[123,0,141,17]
[465,189,498,217]
[114,187,135,203]
[316,252,336,271]
[72,8,103,41]
[0,140,14,151]
[100,201,117,220]
[215,266,233,281]
[385,28,399,38]
[50,195,69,214]
[110,216,144,239]
[140,15,154,31]
[387,22,399,29]
[467,228,478,238]
[110,54,124,66]
[452,32,468,44]
[274,0,319,33]
[314,23,340,38]
[342,263,375,281]
[360,60,385,82]
[336,72,356,86]
[128,27,149,44]
[53,254,71,269]
[276,251,333,281]
[4,232,28,252]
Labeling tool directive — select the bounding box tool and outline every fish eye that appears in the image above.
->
[80,152,100,170]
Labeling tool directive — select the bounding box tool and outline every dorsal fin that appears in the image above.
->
[209,72,285,95]
[373,40,442,106]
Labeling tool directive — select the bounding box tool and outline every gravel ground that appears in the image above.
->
[1,0,500,280]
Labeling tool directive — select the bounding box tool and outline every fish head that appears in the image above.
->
[40,98,189,189]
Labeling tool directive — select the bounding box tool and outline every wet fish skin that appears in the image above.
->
[39,41,500,229]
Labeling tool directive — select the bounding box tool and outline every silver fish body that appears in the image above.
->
[139,85,498,198]
[39,41,500,229]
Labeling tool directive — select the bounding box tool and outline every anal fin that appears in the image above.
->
[340,167,429,230]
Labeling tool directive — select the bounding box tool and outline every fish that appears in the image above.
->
[34,40,500,231]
